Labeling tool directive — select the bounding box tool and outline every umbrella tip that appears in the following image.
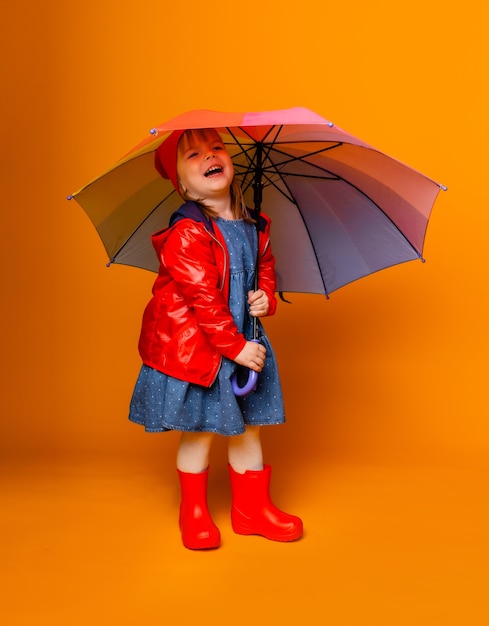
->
[440,184,448,191]
[67,194,73,200]
[327,122,334,127]
[150,128,158,136]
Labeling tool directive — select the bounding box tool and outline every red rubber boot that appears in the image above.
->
[177,468,221,550]
[228,464,303,541]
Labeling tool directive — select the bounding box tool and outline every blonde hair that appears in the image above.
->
[177,129,254,223]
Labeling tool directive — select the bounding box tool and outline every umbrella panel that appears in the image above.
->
[76,152,180,268]
[245,181,421,296]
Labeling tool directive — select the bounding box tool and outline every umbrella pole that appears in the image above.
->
[230,143,263,397]
[252,144,263,341]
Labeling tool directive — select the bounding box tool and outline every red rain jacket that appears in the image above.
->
[138,202,277,387]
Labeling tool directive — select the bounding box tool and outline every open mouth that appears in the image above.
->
[204,165,223,177]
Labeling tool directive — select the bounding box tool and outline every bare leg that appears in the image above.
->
[177,432,215,473]
[228,425,264,474]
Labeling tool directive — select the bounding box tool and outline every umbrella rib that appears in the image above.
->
[256,142,423,291]
[270,142,344,161]
[223,126,333,296]
[224,129,257,195]
[232,142,344,203]
[263,144,424,258]
[258,149,334,298]
[262,143,343,175]
[224,125,284,194]
[265,170,332,298]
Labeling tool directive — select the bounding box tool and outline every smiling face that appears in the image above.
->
[176,129,234,204]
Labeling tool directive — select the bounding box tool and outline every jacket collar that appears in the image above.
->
[169,201,215,234]
[169,201,267,234]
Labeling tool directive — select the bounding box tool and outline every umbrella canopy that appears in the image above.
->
[70,107,445,296]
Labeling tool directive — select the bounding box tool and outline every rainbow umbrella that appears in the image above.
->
[70,107,445,297]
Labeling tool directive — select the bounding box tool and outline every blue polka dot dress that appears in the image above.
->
[128,217,285,436]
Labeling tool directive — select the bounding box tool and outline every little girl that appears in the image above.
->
[129,127,303,549]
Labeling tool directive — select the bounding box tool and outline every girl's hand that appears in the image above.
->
[234,341,266,372]
[248,289,269,317]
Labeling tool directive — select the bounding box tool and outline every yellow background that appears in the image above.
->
[1,0,488,624]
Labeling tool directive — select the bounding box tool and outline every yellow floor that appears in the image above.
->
[2,452,488,625]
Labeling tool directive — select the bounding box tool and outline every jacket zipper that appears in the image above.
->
[206,229,227,386]
[207,230,227,291]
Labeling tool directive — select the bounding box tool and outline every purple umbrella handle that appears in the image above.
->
[231,369,258,397]
[231,340,260,397]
